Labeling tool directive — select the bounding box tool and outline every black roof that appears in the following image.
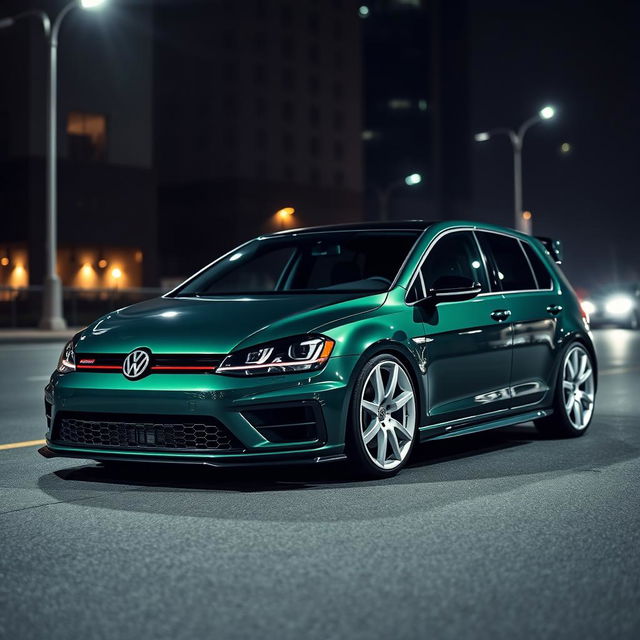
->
[270,220,435,235]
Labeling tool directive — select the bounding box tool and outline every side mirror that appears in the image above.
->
[427,275,482,304]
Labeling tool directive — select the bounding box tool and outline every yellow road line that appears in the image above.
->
[0,439,46,451]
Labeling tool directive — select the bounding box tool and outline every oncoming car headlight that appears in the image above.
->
[217,335,335,376]
[605,295,634,316]
[57,340,76,373]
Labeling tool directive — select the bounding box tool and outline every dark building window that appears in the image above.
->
[309,105,320,125]
[281,37,295,57]
[334,170,345,187]
[282,101,295,122]
[334,141,344,159]
[253,64,267,84]
[283,133,295,152]
[333,81,344,99]
[281,3,293,26]
[309,44,320,64]
[255,97,267,116]
[333,110,345,131]
[284,164,295,181]
[308,13,319,34]
[309,75,320,94]
[310,136,321,156]
[282,68,296,90]
[252,31,267,53]
[67,111,107,163]
[310,167,321,185]
[255,129,268,149]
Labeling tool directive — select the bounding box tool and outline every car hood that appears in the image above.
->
[76,293,386,354]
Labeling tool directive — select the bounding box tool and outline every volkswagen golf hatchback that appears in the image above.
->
[41,221,597,478]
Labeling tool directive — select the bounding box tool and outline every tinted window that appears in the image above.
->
[420,231,489,292]
[522,242,553,289]
[176,231,421,296]
[479,232,536,291]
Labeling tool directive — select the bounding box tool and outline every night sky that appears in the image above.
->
[468,0,639,290]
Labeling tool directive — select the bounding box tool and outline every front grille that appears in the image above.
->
[76,353,224,374]
[52,413,242,452]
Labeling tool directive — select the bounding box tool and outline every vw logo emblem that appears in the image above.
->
[122,348,151,380]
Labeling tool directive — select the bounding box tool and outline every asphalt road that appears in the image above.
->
[1,329,639,640]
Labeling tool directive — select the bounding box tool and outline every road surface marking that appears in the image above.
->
[0,439,46,451]
[599,366,640,376]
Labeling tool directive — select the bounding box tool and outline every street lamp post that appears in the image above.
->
[0,0,107,330]
[474,106,555,234]
[377,173,422,221]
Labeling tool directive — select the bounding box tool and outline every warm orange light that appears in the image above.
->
[522,211,532,221]
[0,257,8,267]
[111,267,122,279]
[98,259,108,269]
[276,207,295,219]
[134,250,143,263]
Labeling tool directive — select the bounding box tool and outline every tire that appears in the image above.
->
[535,342,596,438]
[346,353,418,478]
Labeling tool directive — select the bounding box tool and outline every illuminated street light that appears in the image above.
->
[404,173,422,186]
[276,207,295,229]
[358,6,370,18]
[473,105,556,234]
[539,105,555,120]
[377,173,423,221]
[0,0,109,329]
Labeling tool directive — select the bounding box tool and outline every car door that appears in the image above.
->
[409,230,514,426]
[476,231,560,409]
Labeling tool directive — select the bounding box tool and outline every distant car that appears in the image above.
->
[40,221,597,478]
[581,283,640,329]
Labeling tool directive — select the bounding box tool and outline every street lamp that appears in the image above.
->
[377,173,422,221]
[0,0,108,330]
[275,207,295,229]
[474,105,555,234]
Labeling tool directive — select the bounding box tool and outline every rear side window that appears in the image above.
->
[521,242,553,289]
[478,232,536,292]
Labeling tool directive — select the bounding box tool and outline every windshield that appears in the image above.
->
[174,230,422,296]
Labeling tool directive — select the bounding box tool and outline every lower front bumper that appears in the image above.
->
[38,444,347,467]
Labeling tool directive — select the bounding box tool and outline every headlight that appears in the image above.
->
[581,300,596,316]
[217,335,335,376]
[57,340,76,373]
[605,295,634,316]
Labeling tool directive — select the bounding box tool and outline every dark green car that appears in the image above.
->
[41,221,597,478]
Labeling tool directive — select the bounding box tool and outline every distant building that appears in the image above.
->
[0,0,157,290]
[361,0,470,220]
[154,0,364,279]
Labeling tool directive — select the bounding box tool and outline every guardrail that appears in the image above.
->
[0,286,166,328]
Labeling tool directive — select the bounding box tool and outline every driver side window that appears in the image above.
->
[413,231,489,299]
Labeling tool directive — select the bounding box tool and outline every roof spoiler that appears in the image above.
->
[536,236,563,264]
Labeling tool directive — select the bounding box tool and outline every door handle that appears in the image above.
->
[490,309,512,322]
[546,304,563,316]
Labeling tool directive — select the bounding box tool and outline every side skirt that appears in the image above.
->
[418,409,553,443]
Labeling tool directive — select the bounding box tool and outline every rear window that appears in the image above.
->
[522,242,553,289]
[478,232,537,292]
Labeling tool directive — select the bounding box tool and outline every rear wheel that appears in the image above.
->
[535,343,596,437]
[346,354,418,478]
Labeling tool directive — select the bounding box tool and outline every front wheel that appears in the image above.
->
[535,343,596,437]
[346,354,418,478]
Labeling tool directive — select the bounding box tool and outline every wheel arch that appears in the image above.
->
[340,339,427,433]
